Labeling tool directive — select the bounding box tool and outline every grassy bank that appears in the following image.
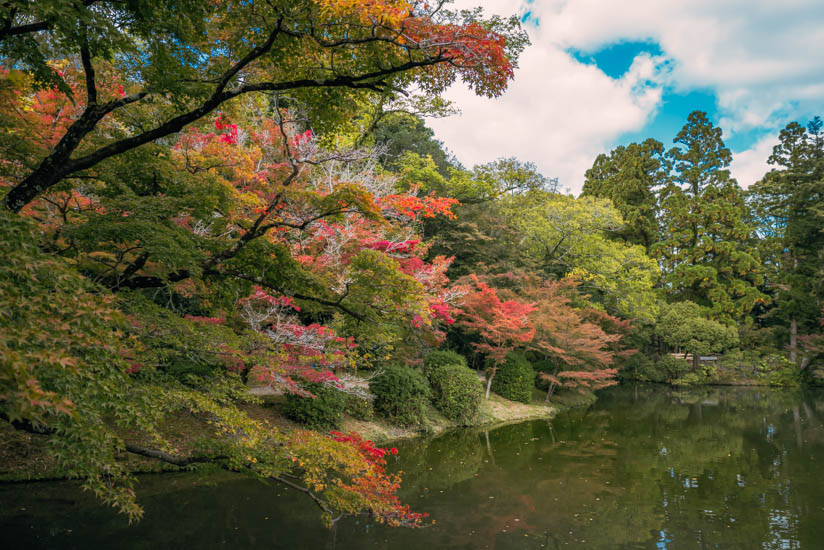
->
[0,387,597,484]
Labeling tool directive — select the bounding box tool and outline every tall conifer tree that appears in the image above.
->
[655,111,766,322]
[582,138,668,254]
[749,116,824,362]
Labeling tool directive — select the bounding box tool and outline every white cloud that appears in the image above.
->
[729,134,778,189]
[427,0,824,194]
[429,8,668,193]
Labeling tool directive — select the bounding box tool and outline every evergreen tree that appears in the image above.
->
[371,113,453,176]
[582,138,668,253]
[748,116,824,362]
[655,111,766,323]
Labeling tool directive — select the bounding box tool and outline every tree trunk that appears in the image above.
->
[485,369,496,399]
[790,317,798,363]
[545,382,556,403]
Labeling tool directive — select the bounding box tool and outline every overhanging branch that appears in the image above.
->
[1,412,333,517]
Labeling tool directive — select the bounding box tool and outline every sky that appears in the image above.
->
[427,0,824,195]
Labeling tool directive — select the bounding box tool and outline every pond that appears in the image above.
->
[2,385,824,549]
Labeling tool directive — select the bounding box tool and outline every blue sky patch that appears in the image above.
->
[521,0,538,25]
[567,39,771,152]
[621,89,719,146]
[568,41,664,79]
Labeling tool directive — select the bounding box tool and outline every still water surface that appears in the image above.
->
[2,385,824,549]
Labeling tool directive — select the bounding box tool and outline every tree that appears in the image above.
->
[655,301,739,372]
[582,138,667,253]
[453,275,535,398]
[0,87,473,524]
[0,0,528,212]
[502,192,660,323]
[0,3,530,519]
[655,111,766,323]
[420,158,554,277]
[521,277,623,401]
[748,116,824,363]
[371,113,454,175]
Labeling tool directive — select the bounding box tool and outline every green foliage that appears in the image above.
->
[582,138,667,253]
[283,383,347,430]
[657,356,691,381]
[343,394,375,421]
[756,355,802,387]
[656,301,739,361]
[429,365,483,424]
[622,355,668,383]
[532,359,557,390]
[372,114,452,175]
[500,192,660,322]
[748,116,824,356]
[655,111,766,322]
[673,372,704,386]
[423,350,468,381]
[370,365,430,427]
[0,208,156,519]
[669,362,720,386]
[490,352,534,404]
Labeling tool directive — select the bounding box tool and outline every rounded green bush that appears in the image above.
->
[344,393,375,421]
[657,355,690,381]
[370,365,430,426]
[283,382,346,430]
[622,355,667,383]
[423,350,467,381]
[490,352,534,404]
[430,364,483,424]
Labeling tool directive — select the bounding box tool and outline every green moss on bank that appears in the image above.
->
[0,388,600,482]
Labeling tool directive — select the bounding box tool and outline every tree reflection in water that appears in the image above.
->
[2,385,823,549]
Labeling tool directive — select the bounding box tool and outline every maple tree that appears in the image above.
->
[0,102,464,524]
[0,1,525,518]
[520,277,623,401]
[0,0,527,212]
[453,274,535,398]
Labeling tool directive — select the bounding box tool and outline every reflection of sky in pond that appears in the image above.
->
[2,385,824,549]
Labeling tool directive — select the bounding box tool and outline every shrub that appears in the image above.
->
[344,393,374,421]
[757,354,801,387]
[283,382,346,430]
[423,350,467,381]
[490,352,533,404]
[370,365,430,426]
[657,355,690,381]
[430,365,483,424]
[673,372,702,386]
[626,355,669,382]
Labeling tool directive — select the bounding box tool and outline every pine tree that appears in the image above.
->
[655,111,766,323]
[749,116,824,362]
[582,138,668,253]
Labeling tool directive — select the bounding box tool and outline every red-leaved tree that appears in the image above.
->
[454,274,535,398]
[521,277,622,401]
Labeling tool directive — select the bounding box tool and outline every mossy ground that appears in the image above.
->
[0,385,599,482]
